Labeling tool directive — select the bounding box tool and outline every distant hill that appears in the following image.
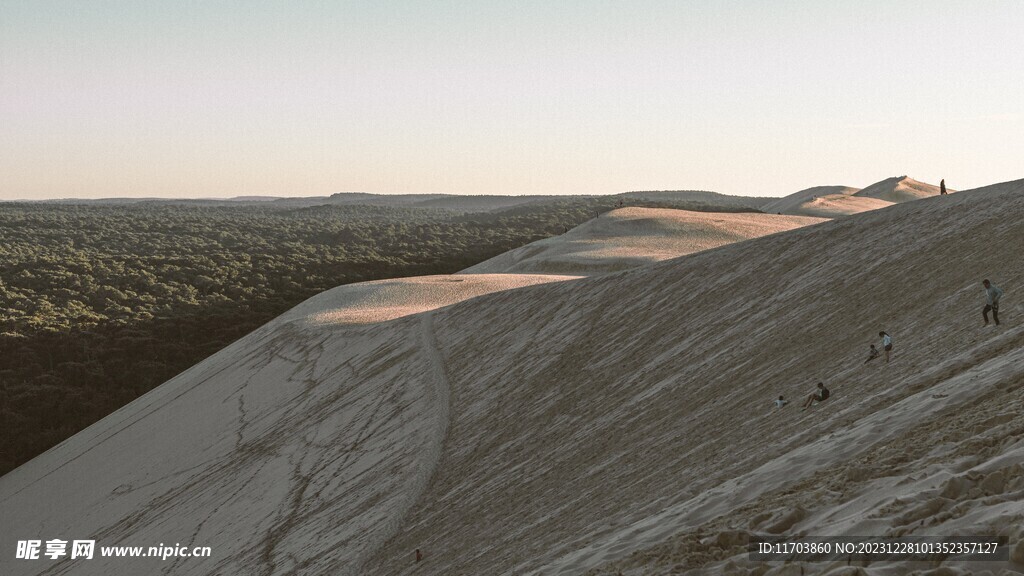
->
[225,196,284,202]
[25,190,769,213]
[17,178,952,216]
[326,193,450,206]
[35,196,285,206]
[616,189,772,210]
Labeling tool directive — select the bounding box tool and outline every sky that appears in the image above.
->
[1,1,1022,200]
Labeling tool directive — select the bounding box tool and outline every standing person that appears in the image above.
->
[982,279,1004,326]
[940,179,947,195]
[802,382,830,410]
[879,331,893,363]
[775,395,788,408]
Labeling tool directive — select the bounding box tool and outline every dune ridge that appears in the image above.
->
[768,176,952,218]
[462,207,825,276]
[762,185,861,215]
[1,179,1022,576]
[369,179,1024,575]
[854,175,947,203]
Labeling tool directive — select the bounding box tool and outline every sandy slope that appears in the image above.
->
[0,274,573,576]
[855,176,946,203]
[366,179,1023,576]
[462,208,824,276]
[2,180,1023,576]
[770,177,948,218]
[781,193,893,218]
[280,274,579,325]
[763,185,861,215]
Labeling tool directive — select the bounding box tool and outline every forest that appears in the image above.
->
[0,196,757,475]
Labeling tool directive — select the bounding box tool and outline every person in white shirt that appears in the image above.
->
[775,395,788,408]
[879,331,893,363]
[982,279,1004,326]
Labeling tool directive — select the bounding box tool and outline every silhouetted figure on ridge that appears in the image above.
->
[940,179,947,195]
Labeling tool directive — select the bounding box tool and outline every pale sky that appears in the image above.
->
[1,1,1021,199]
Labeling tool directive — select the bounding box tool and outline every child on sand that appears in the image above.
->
[802,382,829,410]
[775,395,788,408]
[879,331,893,363]
[864,344,880,364]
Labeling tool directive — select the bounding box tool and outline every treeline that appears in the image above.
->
[0,196,755,474]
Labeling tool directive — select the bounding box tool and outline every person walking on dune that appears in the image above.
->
[940,179,947,195]
[879,331,893,363]
[802,382,829,410]
[982,279,1004,326]
[775,395,788,408]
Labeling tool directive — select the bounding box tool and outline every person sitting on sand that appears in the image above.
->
[802,382,829,410]
[864,344,880,364]
[775,395,788,408]
[879,331,893,363]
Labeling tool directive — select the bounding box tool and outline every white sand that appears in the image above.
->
[0,273,575,576]
[2,179,1022,576]
[462,208,824,276]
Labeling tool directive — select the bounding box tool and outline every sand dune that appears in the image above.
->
[462,207,825,276]
[0,273,573,576]
[770,176,948,218]
[281,273,579,326]
[854,175,947,203]
[779,193,893,218]
[762,185,861,215]
[360,180,1024,575]
[2,179,1023,576]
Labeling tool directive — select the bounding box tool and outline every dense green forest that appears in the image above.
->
[0,197,757,475]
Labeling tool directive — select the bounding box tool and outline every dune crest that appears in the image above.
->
[462,207,825,276]
[768,176,951,217]
[853,175,948,203]
[282,274,579,326]
[763,185,861,215]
